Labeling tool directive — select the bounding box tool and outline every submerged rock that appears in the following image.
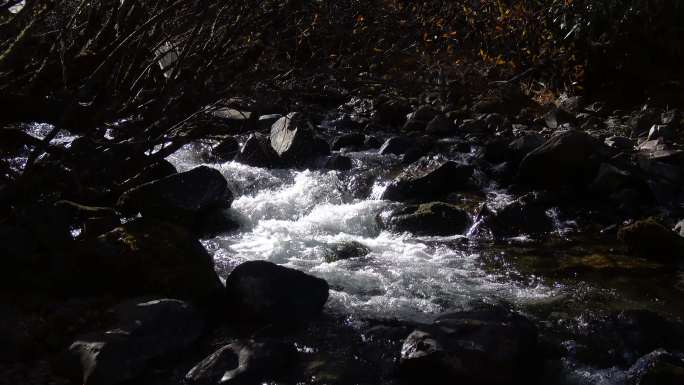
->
[378,136,413,156]
[117,165,232,227]
[234,133,278,168]
[332,133,365,150]
[618,218,684,261]
[479,194,552,238]
[517,130,605,189]
[224,261,329,325]
[186,340,297,385]
[270,112,325,165]
[211,137,240,162]
[60,298,203,385]
[381,158,474,202]
[324,241,371,262]
[323,154,353,171]
[381,202,471,236]
[400,303,539,385]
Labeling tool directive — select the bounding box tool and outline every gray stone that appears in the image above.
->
[381,158,473,202]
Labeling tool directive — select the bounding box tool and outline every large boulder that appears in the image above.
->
[380,202,472,236]
[60,298,203,385]
[381,158,474,202]
[378,136,413,156]
[117,165,232,227]
[400,303,540,385]
[617,218,684,261]
[211,137,240,162]
[234,133,278,168]
[479,195,553,239]
[71,219,223,305]
[185,340,297,385]
[626,350,684,385]
[507,133,545,166]
[517,130,605,189]
[224,261,329,325]
[332,133,365,150]
[270,112,326,165]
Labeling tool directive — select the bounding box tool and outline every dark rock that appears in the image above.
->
[605,136,635,150]
[400,303,539,385]
[270,112,321,164]
[0,305,43,361]
[194,209,240,238]
[381,202,471,236]
[382,158,474,202]
[480,194,553,238]
[324,154,353,171]
[74,219,223,305]
[324,241,371,263]
[661,109,681,129]
[117,165,232,227]
[675,219,684,237]
[373,96,411,126]
[402,105,439,132]
[483,138,510,164]
[211,137,240,162]
[332,133,365,150]
[618,218,684,261]
[60,298,203,385]
[311,136,332,157]
[628,109,659,137]
[627,350,684,385]
[378,136,413,156]
[257,114,282,131]
[425,114,454,136]
[186,340,297,385]
[234,133,278,168]
[364,135,381,149]
[117,160,178,193]
[517,130,605,189]
[508,133,545,166]
[648,124,674,141]
[558,95,584,113]
[544,108,575,130]
[224,261,329,325]
[589,163,634,196]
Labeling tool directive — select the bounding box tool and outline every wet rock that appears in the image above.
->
[117,159,178,193]
[558,95,584,113]
[364,135,381,149]
[74,219,223,305]
[332,133,365,150]
[483,138,510,164]
[373,96,411,126]
[617,218,684,261]
[324,241,371,263]
[381,202,471,236]
[517,130,605,189]
[194,209,240,238]
[480,194,553,238]
[186,340,297,385]
[675,219,684,237]
[400,303,539,385]
[270,112,325,164]
[117,165,232,227]
[0,305,44,361]
[257,114,282,131]
[224,261,329,325]
[508,133,545,166]
[323,154,353,171]
[382,158,473,202]
[211,137,240,162]
[605,136,635,150]
[628,109,659,137]
[627,350,684,385]
[589,163,634,196]
[661,109,681,129]
[378,136,413,156]
[403,105,439,132]
[544,107,575,130]
[60,298,203,385]
[648,124,674,141]
[234,133,278,168]
[425,114,455,136]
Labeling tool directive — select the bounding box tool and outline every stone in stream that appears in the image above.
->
[675,219,684,237]
[257,114,282,131]
[517,130,605,189]
[380,202,471,236]
[324,241,371,263]
[234,133,278,168]
[378,136,413,156]
[381,157,474,202]
[400,303,540,385]
[425,114,455,136]
[589,163,634,196]
[323,154,353,171]
[224,261,329,325]
[364,135,382,149]
[270,112,327,165]
[211,137,240,162]
[478,194,553,239]
[117,165,233,228]
[332,132,365,150]
[605,136,635,150]
[117,159,178,192]
[617,218,684,261]
[626,350,684,385]
[59,298,203,385]
[73,219,224,305]
[507,133,545,166]
[185,340,297,385]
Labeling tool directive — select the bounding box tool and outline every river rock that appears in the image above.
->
[508,133,545,166]
[479,194,553,238]
[324,241,371,263]
[117,165,232,227]
[224,261,329,325]
[332,133,365,150]
[74,219,223,305]
[617,218,684,261]
[605,136,635,150]
[364,135,381,149]
[400,303,539,385]
[517,130,605,189]
[117,159,178,192]
[626,350,684,385]
[60,298,203,385]
[235,133,278,168]
[648,124,673,141]
[322,154,352,171]
[425,114,455,136]
[381,158,474,202]
[378,136,413,156]
[675,219,684,237]
[589,163,634,196]
[211,137,240,162]
[257,114,282,131]
[381,202,471,236]
[270,112,321,164]
[186,340,297,385]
